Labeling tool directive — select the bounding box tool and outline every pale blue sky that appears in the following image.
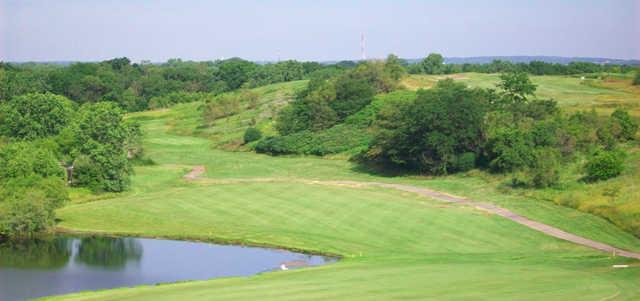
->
[1,0,638,62]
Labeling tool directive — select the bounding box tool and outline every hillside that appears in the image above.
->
[46,83,640,299]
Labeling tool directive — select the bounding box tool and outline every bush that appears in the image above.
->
[585,149,625,181]
[0,142,64,180]
[609,109,638,141]
[633,72,640,86]
[71,155,102,190]
[243,127,262,144]
[202,94,241,125]
[528,149,561,188]
[256,124,372,156]
[0,176,68,238]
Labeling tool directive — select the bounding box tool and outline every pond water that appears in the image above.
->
[0,235,335,301]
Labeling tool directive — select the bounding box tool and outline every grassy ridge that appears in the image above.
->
[402,72,640,116]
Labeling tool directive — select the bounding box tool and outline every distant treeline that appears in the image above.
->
[2,54,636,114]
[405,53,637,75]
[0,58,343,112]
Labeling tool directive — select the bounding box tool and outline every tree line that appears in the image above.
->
[405,53,637,75]
[0,58,333,112]
[0,93,139,238]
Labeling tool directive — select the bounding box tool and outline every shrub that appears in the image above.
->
[202,94,241,125]
[528,149,561,188]
[243,127,262,144]
[585,149,625,181]
[256,124,372,156]
[609,109,638,141]
[71,155,102,190]
[0,176,68,238]
[0,142,64,180]
[633,71,640,86]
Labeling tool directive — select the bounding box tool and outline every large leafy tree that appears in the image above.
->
[420,53,444,74]
[0,92,74,140]
[71,102,132,192]
[216,58,258,90]
[368,79,488,173]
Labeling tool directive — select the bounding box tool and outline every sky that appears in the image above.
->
[1,0,639,62]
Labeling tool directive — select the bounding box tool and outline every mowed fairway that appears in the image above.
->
[45,106,640,301]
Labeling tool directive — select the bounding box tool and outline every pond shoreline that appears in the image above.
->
[53,226,343,259]
[1,232,337,301]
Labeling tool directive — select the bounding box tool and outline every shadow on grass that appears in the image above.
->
[349,160,422,178]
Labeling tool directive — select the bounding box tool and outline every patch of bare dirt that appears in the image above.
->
[183,166,206,180]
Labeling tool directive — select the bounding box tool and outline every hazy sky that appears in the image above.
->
[1,0,639,62]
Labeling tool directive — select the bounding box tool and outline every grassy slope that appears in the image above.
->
[47,81,640,300]
[403,72,640,116]
[402,73,640,238]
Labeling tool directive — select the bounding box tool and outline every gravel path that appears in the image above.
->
[331,180,640,260]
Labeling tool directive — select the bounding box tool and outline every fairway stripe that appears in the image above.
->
[186,172,640,260]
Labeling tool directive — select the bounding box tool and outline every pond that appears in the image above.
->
[0,235,336,301]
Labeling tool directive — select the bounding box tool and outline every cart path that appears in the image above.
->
[184,167,640,260]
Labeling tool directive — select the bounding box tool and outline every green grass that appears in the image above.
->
[46,92,640,300]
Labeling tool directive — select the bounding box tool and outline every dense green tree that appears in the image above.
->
[0,93,74,140]
[420,53,444,74]
[276,81,338,134]
[216,58,258,90]
[331,71,376,120]
[367,79,488,173]
[71,102,132,192]
[497,72,537,103]
[384,54,406,81]
[0,143,68,238]
[608,109,638,141]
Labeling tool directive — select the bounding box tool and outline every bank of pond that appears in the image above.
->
[0,235,336,301]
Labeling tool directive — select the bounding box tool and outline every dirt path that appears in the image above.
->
[183,166,206,180]
[183,168,640,260]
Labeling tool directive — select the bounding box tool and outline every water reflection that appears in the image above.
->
[0,235,142,270]
[0,235,335,301]
[75,237,142,269]
[0,237,71,269]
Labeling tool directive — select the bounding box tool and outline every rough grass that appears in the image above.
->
[403,72,640,117]
[46,99,640,300]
